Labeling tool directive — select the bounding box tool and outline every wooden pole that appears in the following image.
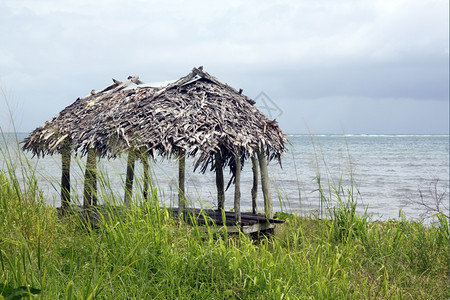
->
[124,150,136,206]
[257,145,273,219]
[178,149,186,213]
[83,148,98,208]
[234,149,241,224]
[251,153,258,214]
[142,153,150,201]
[60,140,71,212]
[215,151,225,210]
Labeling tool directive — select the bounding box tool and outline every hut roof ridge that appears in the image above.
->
[91,75,143,96]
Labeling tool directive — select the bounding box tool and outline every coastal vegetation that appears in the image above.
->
[0,138,448,299]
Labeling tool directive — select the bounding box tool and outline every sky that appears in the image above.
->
[0,0,448,135]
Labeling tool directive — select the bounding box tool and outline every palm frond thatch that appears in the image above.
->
[22,67,287,172]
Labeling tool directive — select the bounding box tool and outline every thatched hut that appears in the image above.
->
[22,75,155,209]
[23,67,287,224]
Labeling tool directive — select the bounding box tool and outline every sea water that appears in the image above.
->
[1,133,449,221]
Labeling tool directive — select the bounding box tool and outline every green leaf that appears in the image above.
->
[4,286,41,300]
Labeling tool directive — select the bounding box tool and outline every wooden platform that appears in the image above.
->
[58,205,284,234]
[170,208,284,234]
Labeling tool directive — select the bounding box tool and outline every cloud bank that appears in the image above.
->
[1,0,448,134]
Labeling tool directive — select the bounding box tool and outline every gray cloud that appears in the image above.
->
[0,0,448,134]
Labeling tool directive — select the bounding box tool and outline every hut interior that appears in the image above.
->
[22,67,287,233]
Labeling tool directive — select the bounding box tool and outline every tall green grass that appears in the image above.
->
[0,134,449,299]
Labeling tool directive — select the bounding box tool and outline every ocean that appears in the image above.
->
[1,133,449,221]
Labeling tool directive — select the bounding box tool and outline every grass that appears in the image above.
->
[0,136,449,299]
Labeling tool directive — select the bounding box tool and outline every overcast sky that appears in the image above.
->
[1,0,448,134]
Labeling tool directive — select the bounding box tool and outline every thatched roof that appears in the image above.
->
[22,75,149,156]
[23,67,287,172]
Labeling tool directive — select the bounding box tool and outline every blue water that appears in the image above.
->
[1,133,449,220]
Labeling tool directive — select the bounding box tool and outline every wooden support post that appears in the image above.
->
[124,150,136,206]
[142,153,150,201]
[234,149,241,224]
[215,151,225,210]
[61,141,71,212]
[178,149,186,213]
[251,153,258,214]
[257,145,273,219]
[83,148,98,208]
